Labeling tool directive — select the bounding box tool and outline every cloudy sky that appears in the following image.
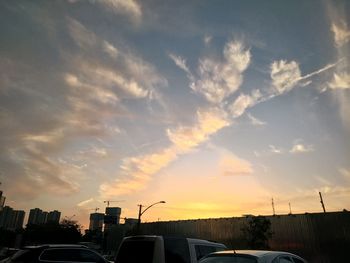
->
[1,0,349,229]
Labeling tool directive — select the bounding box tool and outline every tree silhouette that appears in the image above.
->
[24,220,82,245]
[241,216,273,249]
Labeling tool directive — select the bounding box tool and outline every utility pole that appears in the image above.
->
[319,192,326,213]
[272,198,276,216]
[289,202,292,214]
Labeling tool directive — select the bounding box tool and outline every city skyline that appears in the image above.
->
[0,1,349,229]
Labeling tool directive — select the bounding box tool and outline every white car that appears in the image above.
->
[115,235,227,263]
[199,250,307,263]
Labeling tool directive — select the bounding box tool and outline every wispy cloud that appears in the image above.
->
[105,0,142,21]
[67,17,98,49]
[112,40,253,195]
[228,90,262,118]
[0,15,168,201]
[270,60,301,94]
[103,40,119,59]
[219,153,253,176]
[77,198,94,207]
[70,0,142,23]
[338,168,350,180]
[65,73,119,104]
[269,145,283,154]
[99,108,230,197]
[204,35,212,45]
[190,40,251,104]
[331,21,350,47]
[167,108,229,152]
[247,113,266,126]
[270,59,339,96]
[328,72,350,89]
[168,53,192,77]
[290,143,314,154]
[66,18,167,100]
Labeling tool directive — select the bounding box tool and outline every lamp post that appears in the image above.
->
[137,201,165,232]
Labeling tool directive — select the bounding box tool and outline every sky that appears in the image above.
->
[0,0,349,230]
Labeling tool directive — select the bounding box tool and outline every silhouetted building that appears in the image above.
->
[47,210,61,223]
[11,210,25,229]
[89,212,104,231]
[0,206,25,230]
[124,218,138,227]
[0,206,13,228]
[104,207,121,231]
[41,211,48,224]
[0,191,5,211]
[28,208,43,225]
[28,208,61,225]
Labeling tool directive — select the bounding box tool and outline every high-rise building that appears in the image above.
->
[47,210,61,223]
[0,206,25,230]
[11,210,25,229]
[0,206,13,228]
[89,212,104,231]
[27,208,61,225]
[104,207,121,231]
[28,208,43,225]
[0,191,5,211]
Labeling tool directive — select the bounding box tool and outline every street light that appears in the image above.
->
[137,201,165,231]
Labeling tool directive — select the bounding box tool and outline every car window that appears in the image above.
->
[11,249,42,262]
[40,248,104,263]
[200,256,258,263]
[279,256,293,263]
[291,257,304,263]
[115,240,154,263]
[40,248,80,262]
[78,249,105,263]
[195,245,219,261]
[164,237,191,263]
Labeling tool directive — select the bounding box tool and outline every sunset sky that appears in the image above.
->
[1,0,349,230]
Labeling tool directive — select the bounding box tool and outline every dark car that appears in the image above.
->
[0,244,109,263]
[0,248,19,261]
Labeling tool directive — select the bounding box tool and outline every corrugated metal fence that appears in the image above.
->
[138,211,350,263]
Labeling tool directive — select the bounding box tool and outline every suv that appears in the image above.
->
[0,244,109,263]
[115,235,227,263]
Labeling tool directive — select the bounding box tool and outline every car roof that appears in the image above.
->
[210,250,298,258]
[124,235,226,247]
[187,238,226,246]
[24,244,88,249]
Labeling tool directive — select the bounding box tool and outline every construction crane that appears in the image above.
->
[104,200,125,207]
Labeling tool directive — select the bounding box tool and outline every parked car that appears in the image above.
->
[199,250,307,263]
[0,248,19,261]
[0,244,109,263]
[115,235,227,263]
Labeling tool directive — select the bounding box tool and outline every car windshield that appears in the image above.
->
[200,255,258,263]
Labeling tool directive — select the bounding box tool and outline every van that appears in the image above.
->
[115,235,227,263]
